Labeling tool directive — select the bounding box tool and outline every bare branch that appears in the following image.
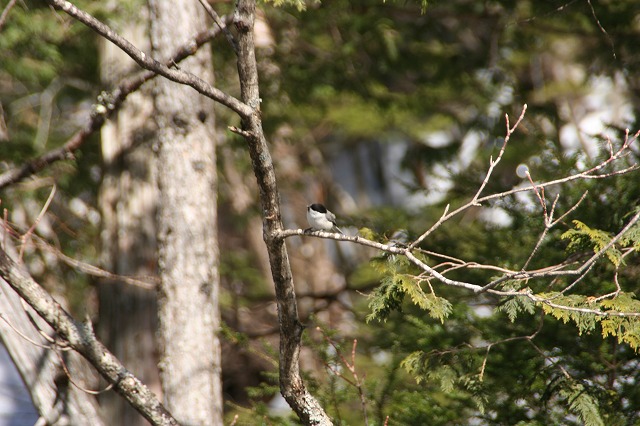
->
[197,0,238,52]
[552,190,589,225]
[0,246,179,426]
[471,104,528,204]
[528,293,640,317]
[281,189,640,318]
[521,191,588,270]
[0,0,18,31]
[570,208,640,275]
[407,126,638,252]
[228,125,255,138]
[0,313,53,350]
[407,204,449,250]
[524,168,548,220]
[54,349,114,395]
[528,339,571,379]
[0,115,104,190]
[319,332,369,425]
[19,184,56,260]
[0,16,233,190]
[44,0,251,118]
[34,237,158,289]
[586,0,616,59]
[521,214,551,271]
[233,0,332,423]
[591,270,621,303]
[477,208,640,293]
[554,261,597,296]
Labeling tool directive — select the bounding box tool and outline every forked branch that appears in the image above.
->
[284,121,640,318]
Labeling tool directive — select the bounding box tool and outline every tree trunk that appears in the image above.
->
[98,8,161,425]
[149,0,223,424]
[0,241,104,426]
[233,1,333,423]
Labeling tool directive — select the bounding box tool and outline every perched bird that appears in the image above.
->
[389,229,409,248]
[307,203,343,234]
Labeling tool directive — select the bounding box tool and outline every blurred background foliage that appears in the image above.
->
[1,0,639,425]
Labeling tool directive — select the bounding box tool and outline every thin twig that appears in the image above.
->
[406,130,639,254]
[33,235,158,289]
[319,331,369,425]
[228,125,255,138]
[528,339,571,379]
[471,104,528,204]
[2,208,7,249]
[197,0,238,52]
[479,345,491,381]
[19,184,56,261]
[554,261,597,296]
[54,350,114,395]
[521,191,588,271]
[525,169,548,219]
[478,203,640,293]
[409,104,524,250]
[0,0,18,31]
[590,270,621,303]
[0,313,53,350]
[553,191,589,225]
[586,0,616,59]
[407,204,449,250]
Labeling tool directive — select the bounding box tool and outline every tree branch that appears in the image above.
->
[0,16,232,190]
[0,246,179,426]
[233,0,333,423]
[44,0,251,118]
[0,0,17,31]
[409,119,638,251]
[278,189,640,318]
[0,112,104,190]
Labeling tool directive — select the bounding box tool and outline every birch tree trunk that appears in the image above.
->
[149,0,223,424]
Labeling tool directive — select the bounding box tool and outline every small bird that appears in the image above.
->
[307,203,343,234]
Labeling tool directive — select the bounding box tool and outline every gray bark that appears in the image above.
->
[0,245,104,426]
[233,1,333,423]
[149,0,223,424]
[0,245,179,426]
[98,9,161,425]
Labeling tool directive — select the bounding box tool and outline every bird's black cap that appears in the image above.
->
[308,203,327,213]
